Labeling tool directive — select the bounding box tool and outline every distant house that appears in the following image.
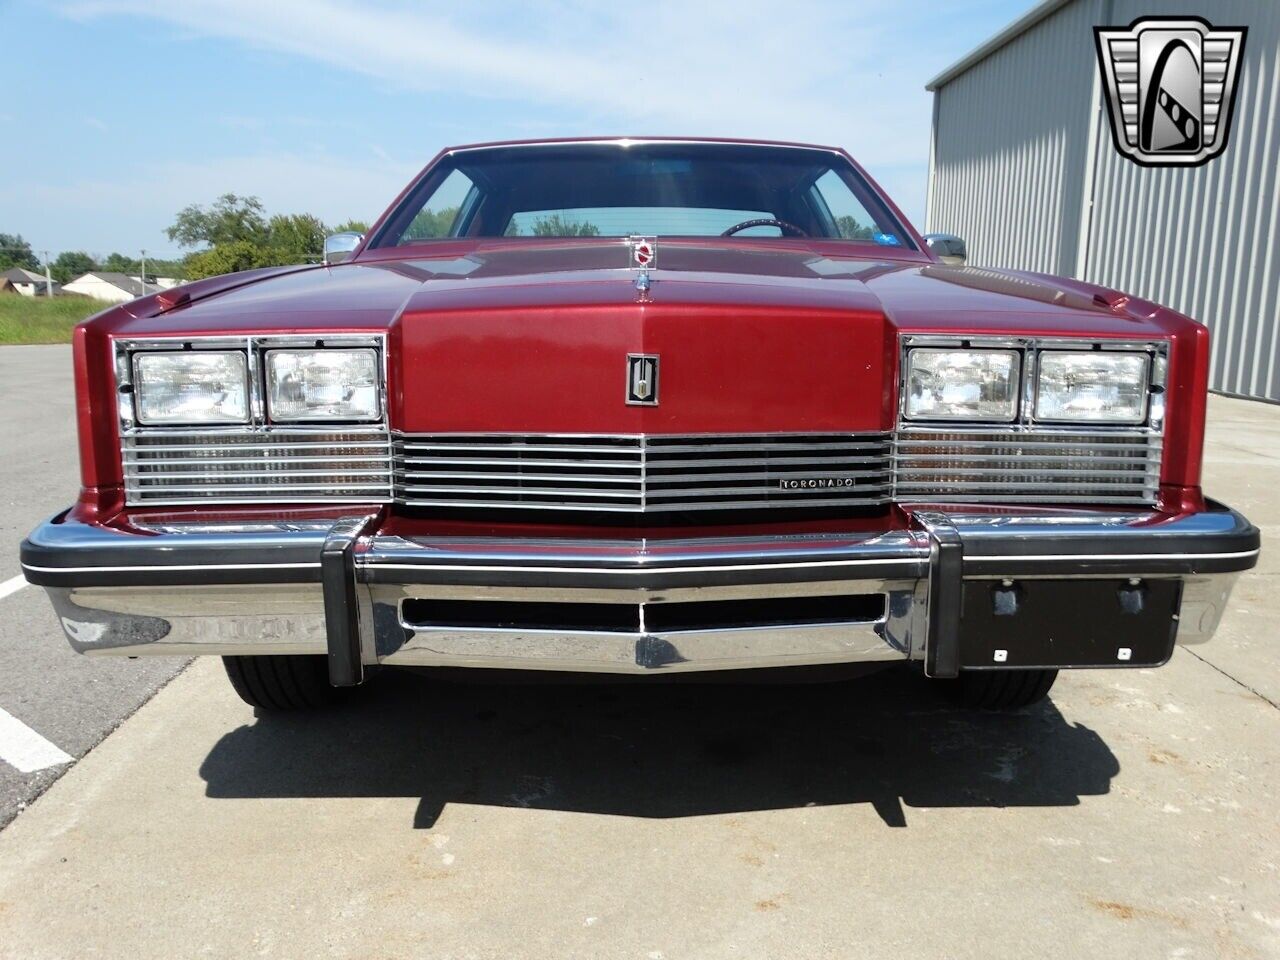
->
[0,277,16,295]
[1,267,59,297]
[63,272,164,303]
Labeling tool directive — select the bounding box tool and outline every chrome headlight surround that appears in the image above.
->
[898,335,1169,431]
[131,350,250,426]
[115,334,388,432]
[265,348,382,423]
[903,348,1021,422]
[1034,351,1150,424]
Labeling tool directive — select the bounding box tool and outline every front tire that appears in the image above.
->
[941,668,1058,710]
[222,655,345,711]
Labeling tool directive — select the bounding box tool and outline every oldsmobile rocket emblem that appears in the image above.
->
[629,236,656,269]
[626,354,659,406]
[1094,17,1247,167]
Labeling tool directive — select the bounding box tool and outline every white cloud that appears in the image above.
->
[33,0,1002,249]
[62,0,948,168]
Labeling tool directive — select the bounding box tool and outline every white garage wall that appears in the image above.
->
[928,0,1280,402]
[926,0,1100,276]
[1084,0,1280,401]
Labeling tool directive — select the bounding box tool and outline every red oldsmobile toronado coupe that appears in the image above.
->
[20,137,1259,712]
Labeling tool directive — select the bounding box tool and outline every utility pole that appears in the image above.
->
[42,251,53,298]
[140,249,147,291]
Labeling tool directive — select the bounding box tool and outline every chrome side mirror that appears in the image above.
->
[922,232,967,266]
[323,232,363,265]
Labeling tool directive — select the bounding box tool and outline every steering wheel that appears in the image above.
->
[720,217,808,238]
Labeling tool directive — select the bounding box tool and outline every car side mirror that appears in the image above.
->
[323,232,364,265]
[922,232,967,265]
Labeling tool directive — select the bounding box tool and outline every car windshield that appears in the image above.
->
[372,142,913,248]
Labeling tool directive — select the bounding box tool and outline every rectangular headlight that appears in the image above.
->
[1036,351,1149,423]
[905,349,1020,421]
[266,349,380,422]
[133,351,249,425]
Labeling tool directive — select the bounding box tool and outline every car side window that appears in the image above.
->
[400,169,477,242]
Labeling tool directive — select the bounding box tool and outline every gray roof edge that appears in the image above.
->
[925,0,1077,91]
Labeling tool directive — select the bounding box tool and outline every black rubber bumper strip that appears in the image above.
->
[321,515,377,688]
[958,502,1260,577]
[919,513,963,680]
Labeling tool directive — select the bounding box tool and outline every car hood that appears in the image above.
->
[117,241,1185,433]
[129,238,1150,334]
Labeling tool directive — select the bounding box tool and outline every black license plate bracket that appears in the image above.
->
[958,578,1182,670]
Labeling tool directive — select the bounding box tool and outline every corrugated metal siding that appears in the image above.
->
[1084,0,1280,401]
[929,0,1280,402]
[926,0,1100,275]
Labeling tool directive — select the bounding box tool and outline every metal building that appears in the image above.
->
[925,0,1280,402]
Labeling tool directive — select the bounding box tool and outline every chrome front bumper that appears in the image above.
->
[20,504,1260,679]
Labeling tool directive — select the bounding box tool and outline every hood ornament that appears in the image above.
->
[628,236,656,299]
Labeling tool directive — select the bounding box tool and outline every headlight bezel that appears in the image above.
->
[898,335,1168,430]
[131,349,251,426]
[116,334,387,433]
[1033,349,1151,425]
[903,347,1022,423]
[265,347,383,423]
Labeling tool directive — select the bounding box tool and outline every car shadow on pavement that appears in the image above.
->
[199,665,1119,828]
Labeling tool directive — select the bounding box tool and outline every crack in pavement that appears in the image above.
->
[1183,647,1280,711]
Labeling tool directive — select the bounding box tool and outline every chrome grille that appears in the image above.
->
[892,429,1162,504]
[397,433,893,513]
[123,429,395,505]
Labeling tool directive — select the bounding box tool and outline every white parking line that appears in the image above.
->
[0,707,73,773]
[0,574,27,601]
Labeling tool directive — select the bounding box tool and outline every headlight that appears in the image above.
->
[133,351,249,425]
[266,349,380,422]
[1036,351,1149,423]
[905,349,1020,421]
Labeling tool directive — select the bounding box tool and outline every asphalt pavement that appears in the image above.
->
[0,348,1275,958]
[0,345,184,828]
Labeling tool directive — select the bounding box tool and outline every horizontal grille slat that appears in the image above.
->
[396,433,892,514]
[892,429,1161,505]
[122,423,1163,512]
[123,429,395,505]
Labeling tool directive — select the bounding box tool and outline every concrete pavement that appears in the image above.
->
[0,384,1275,958]
[0,346,185,828]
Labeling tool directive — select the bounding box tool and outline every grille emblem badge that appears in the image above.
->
[626,354,659,405]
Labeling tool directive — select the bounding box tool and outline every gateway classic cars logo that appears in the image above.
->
[1094,16,1247,167]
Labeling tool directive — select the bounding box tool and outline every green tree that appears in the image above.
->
[166,193,377,280]
[834,215,874,240]
[0,233,40,271]
[266,213,327,263]
[167,193,269,249]
[507,214,600,237]
[51,251,97,283]
[101,252,140,274]
[404,206,459,240]
[144,258,187,281]
[331,219,370,235]
[183,241,270,280]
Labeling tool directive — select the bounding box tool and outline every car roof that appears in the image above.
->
[439,136,844,156]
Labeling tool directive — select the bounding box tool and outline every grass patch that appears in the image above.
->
[0,293,107,345]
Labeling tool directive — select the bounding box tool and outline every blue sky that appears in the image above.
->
[2,0,1030,258]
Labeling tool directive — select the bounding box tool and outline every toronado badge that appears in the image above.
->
[1094,16,1247,167]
